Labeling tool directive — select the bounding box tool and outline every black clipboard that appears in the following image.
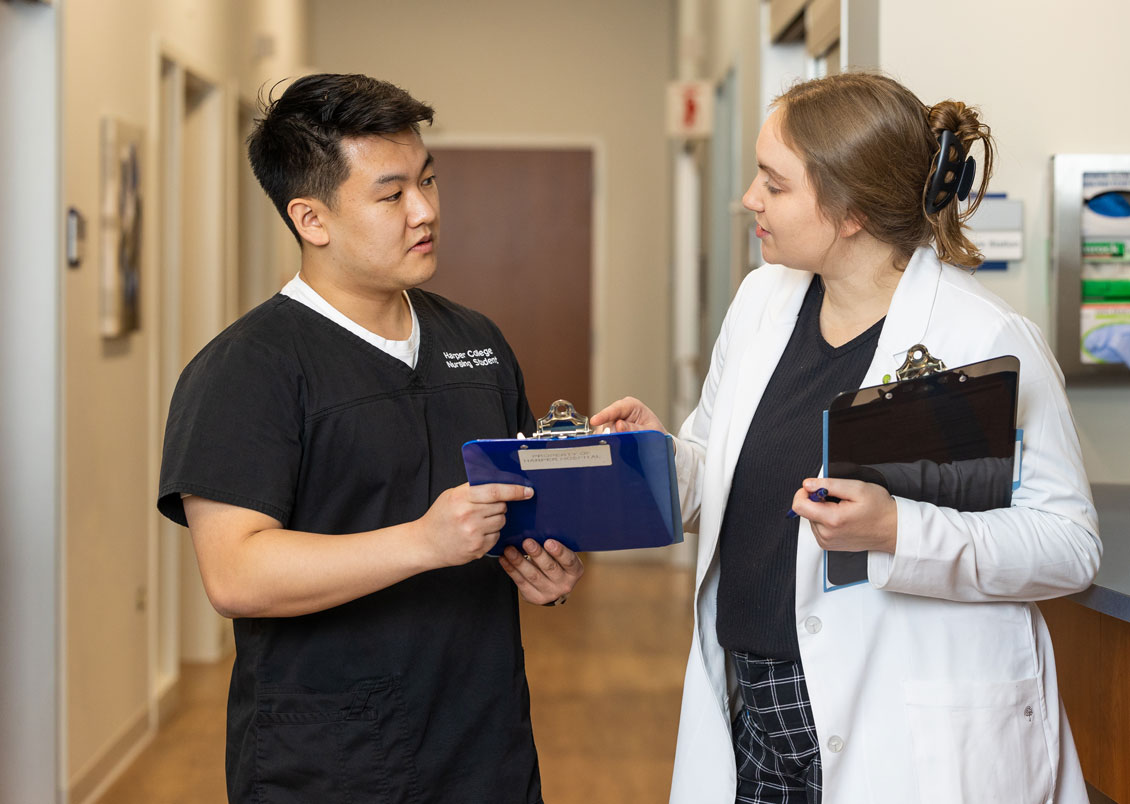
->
[822,355,1020,590]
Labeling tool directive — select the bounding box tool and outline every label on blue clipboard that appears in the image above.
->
[518,444,612,470]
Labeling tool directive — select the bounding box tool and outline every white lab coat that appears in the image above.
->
[669,247,1101,804]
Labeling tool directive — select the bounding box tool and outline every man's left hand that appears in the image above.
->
[499,538,584,606]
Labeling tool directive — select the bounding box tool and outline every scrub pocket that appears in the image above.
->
[903,677,1053,804]
[253,675,419,803]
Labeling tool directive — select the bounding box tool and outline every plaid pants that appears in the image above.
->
[730,651,823,804]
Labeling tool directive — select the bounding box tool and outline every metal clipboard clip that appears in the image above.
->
[532,399,592,439]
[895,343,946,381]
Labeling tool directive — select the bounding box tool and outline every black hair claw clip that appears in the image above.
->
[925,129,976,214]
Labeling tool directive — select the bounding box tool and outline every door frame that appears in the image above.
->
[149,38,235,726]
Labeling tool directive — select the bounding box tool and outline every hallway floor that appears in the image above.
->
[96,559,695,803]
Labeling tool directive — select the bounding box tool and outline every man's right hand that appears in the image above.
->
[418,482,534,567]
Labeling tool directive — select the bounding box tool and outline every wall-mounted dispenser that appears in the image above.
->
[1050,154,1130,381]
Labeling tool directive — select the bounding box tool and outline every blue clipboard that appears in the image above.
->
[462,428,684,555]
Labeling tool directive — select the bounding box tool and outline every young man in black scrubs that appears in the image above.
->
[157,73,583,803]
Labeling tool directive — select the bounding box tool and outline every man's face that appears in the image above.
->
[318,130,439,295]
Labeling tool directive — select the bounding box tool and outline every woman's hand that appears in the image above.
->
[589,397,667,434]
[791,477,898,554]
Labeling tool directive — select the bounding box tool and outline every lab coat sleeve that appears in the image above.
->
[672,273,759,533]
[869,315,1102,602]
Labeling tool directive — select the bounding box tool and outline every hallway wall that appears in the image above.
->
[308,0,676,423]
[878,0,1130,482]
[59,1,308,799]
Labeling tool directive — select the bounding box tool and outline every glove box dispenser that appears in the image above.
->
[1051,154,1130,380]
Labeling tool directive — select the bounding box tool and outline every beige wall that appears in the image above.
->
[64,2,164,789]
[309,0,676,422]
[60,1,307,798]
[878,0,1130,482]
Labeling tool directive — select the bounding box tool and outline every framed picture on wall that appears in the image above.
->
[100,117,143,338]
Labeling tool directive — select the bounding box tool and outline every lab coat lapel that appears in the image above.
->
[862,246,946,386]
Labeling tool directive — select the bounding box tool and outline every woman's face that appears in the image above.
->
[742,111,841,272]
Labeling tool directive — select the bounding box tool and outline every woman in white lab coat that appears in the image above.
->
[592,73,1100,804]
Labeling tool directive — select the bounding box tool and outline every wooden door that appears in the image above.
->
[424,147,593,421]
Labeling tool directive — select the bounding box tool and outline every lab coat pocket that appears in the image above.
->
[903,677,1052,804]
[254,675,420,803]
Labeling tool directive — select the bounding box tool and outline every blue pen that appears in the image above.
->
[786,487,828,519]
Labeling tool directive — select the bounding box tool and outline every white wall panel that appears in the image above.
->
[0,3,61,802]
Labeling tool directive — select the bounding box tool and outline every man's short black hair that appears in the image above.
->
[247,73,435,242]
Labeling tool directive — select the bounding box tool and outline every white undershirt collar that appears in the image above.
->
[280,274,420,369]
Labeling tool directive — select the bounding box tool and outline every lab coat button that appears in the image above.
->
[804,616,822,634]
[827,735,844,753]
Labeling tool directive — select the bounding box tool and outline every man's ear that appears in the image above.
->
[287,198,330,247]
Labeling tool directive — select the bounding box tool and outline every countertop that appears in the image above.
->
[1069,483,1130,622]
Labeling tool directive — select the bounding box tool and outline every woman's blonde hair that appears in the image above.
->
[773,72,994,268]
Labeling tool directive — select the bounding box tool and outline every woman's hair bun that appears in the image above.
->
[922,101,994,267]
[927,100,985,142]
